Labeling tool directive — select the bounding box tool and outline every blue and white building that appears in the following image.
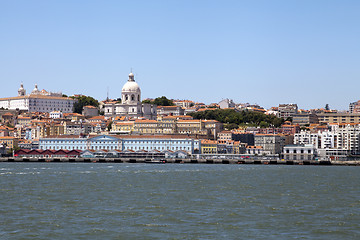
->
[39,135,201,154]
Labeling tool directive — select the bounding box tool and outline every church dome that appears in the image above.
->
[122,81,141,92]
[122,72,141,93]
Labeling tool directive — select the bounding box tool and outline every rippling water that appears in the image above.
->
[0,163,359,239]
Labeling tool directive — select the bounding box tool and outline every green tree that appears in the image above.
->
[153,96,174,106]
[72,96,99,114]
[107,121,113,131]
[142,99,152,104]
[224,123,238,130]
[142,96,174,106]
[188,109,284,128]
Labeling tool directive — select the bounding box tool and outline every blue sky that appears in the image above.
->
[1,0,359,110]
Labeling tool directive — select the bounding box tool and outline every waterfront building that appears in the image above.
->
[0,84,75,113]
[254,134,286,154]
[200,140,218,154]
[39,134,201,154]
[104,73,157,119]
[246,146,268,155]
[283,144,316,160]
[294,130,335,149]
[330,123,360,155]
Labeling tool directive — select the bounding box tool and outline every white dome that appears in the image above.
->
[122,81,141,92]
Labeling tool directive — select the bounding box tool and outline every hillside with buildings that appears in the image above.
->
[1,73,360,162]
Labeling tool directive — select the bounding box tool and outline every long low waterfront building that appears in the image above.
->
[39,134,201,154]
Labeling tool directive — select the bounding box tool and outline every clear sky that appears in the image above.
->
[1,0,359,110]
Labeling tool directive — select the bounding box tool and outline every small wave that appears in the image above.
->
[15,172,41,175]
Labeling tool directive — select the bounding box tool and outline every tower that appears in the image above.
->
[121,72,141,104]
[18,83,26,96]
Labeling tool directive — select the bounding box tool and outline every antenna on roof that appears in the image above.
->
[106,86,109,101]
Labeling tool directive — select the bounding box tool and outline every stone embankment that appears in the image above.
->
[0,157,360,166]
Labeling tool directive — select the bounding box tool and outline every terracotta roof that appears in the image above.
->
[134,120,158,123]
[115,122,134,125]
[247,146,263,149]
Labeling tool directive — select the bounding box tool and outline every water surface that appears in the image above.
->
[1,163,359,239]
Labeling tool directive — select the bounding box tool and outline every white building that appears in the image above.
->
[104,73,157,119]
[294,130,335,150]
[331,123,360,155]
[219,99,235,109]
[0,84,76,113]
[50,111,63,119]
[283,144,316,160]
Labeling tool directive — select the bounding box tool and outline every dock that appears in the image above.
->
[0,157,360,166]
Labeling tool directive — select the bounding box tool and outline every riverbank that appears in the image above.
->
[1,157,360,166]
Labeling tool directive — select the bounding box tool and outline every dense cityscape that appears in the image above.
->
[1,72,359,162]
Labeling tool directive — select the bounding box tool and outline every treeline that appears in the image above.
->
[188,109,284,129]
[142,96,174,106]
[72,96,99,114]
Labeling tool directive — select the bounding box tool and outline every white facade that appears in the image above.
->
[219,99,235,109]
[104,73,157,119]
[294,130,335,149]
[50,111,63,119]
[283,144,316,160]
[0,84,75,113]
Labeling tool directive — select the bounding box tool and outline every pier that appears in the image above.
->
[0,157,360,166]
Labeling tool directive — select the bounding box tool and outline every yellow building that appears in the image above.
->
[111,121,134,134]
[0,137,19,149]
[201,140,218,154]
[318,113,360,124]
[133,120,159,134]
[17,116,31,126]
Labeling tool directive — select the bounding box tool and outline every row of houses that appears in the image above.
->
[111,117,222,139]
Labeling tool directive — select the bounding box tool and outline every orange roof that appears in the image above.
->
[134,120,158,123]
[89,116,105,120]
[84,105,97,109]
[115,122,134,125]
[0,136,16,139]
[177,120,201,123]
[197,108,217,112]
[247,146,263,149]
[201,139,217,144]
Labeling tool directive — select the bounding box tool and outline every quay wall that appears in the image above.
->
[1,157,360,166]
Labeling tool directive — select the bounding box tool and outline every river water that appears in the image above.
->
[0,163,359,239]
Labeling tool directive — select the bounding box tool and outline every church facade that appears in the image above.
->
[104,73,157,119]
[0,83,75,113]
